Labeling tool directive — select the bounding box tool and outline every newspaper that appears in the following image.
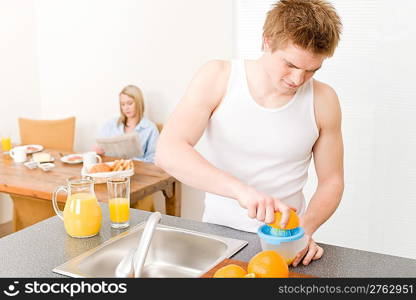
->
[96,132,142,159]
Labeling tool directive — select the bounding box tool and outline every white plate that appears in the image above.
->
[61,154,83,164]
[24,144,44,154]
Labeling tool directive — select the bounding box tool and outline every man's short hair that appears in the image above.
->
[263,0,342,56]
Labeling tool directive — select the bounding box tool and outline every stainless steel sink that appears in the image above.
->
[53,223,248,278]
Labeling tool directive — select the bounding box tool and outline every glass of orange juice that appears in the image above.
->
[107,177,130,229]
[1,133,12,153]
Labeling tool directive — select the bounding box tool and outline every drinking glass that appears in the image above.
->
[1,132,12,153]
[107,177,130,228]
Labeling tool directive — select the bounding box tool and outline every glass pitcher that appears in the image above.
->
[52,176,102,238]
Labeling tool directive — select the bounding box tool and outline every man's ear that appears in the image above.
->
[263,36,271,51]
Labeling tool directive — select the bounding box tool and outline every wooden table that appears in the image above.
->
[0,150,181,231]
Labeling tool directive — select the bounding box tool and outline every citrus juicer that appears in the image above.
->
[257,209,307,264]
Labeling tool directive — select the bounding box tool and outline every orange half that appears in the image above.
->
[267,209,299,230]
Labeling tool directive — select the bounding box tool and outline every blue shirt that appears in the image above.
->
[99,117,159,163]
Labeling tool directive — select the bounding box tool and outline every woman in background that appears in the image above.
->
[94,85,159,163]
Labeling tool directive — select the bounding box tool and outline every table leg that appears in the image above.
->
[162,180,181,217]
[10,195,65,232]
[130,194,155,212]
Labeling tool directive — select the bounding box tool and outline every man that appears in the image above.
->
[155,0,344,267]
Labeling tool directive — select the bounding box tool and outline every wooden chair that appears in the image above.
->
[18,117,75,152]
[131,122,164,213]
[156,123,163,133]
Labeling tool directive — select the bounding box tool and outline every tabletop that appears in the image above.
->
[0,149,176,207]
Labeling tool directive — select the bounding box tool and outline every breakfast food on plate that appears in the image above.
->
[110,159,133,172]
[89,163,112,173]
[32,152,52,163]
[87,159,133,174]
[68,155,83,162]
[26,146,39,152]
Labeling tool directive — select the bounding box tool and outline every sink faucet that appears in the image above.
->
[115,212,161,278]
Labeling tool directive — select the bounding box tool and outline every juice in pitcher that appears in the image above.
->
[63,192,102,238]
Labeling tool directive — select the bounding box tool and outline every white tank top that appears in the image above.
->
[201,60,319,233]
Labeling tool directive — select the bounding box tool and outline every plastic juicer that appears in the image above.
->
[257,210,307,264]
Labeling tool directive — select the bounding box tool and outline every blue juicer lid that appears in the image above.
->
[257,224,305,245]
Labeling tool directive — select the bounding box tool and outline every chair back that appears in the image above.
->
[18,117,75,152]
[156,123,163,133]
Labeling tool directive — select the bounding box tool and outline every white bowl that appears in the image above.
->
[39,163,55,172]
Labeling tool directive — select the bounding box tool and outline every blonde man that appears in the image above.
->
[156,0,343,266]
[94,85,159,162]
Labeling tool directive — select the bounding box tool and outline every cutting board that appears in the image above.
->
[201,258,316,278]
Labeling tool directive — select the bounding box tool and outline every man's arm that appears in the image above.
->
[155,60,291,225]
[292,80,344,266]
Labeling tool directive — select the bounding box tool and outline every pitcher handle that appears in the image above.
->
[52,186,68,221]
[96,154,102,163]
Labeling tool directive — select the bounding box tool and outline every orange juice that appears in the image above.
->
[109,197,130,223]
[1,137,11,152]
[63,193,102,238]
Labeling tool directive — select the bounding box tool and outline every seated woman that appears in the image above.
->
[94,85,159,163]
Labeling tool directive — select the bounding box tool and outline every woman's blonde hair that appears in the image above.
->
[118,85,145,127]
[263,0,342,57]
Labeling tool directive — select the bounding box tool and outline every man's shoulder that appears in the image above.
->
[187,60,231,106]
[312,79,341,129]
[201,59,230,72]
[196,60,231,83]
[313,79,338,102]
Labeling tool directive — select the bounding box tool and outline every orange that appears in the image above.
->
[213,264,248,278]
[267,209,299,230]
[244,273,257,278]
[247,250,289,278]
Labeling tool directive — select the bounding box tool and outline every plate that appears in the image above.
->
[61,154,83,164]
[24,144,44,154]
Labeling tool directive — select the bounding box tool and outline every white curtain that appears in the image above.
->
[235,0,416,259]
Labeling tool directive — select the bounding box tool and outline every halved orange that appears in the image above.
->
[213,264,247,278]
[267,209,299,230]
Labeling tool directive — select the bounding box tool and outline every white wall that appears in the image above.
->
[0,0,41,223]
[35,0,233,152]
[33,0,232,220]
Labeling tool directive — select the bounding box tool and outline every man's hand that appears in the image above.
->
[291,235,324,267]
[235,185,292,226]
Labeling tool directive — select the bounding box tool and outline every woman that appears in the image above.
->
[94,85,159,163]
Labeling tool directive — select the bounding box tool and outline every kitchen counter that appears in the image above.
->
[1,204,415,278]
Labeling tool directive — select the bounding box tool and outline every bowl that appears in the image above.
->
[257,225,308,265]
[39,162,55,172]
